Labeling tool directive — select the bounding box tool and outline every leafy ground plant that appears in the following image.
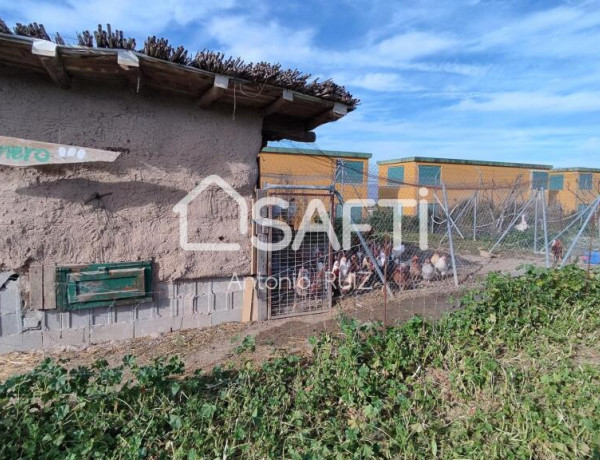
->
[1,266,599,459]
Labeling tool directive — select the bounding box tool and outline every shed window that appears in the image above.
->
[531,171,549,190]
[578,203,591,214]
[339,160,364,184]
[418,165,441,186]
[387,166,405,185]
[549,174,564,190]
[579,173,593,190]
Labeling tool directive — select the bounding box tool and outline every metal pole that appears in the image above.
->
[540,189,550,268]
[490,193,537,253]
[434,193,465,239]
[473,191,478,241]
[383,258,388,332]
[442,183,459,288]
[333,190,394,298]
[561,194,600,267]
[534,191,539,253]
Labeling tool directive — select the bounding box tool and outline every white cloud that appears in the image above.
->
[342,72,421,92]
[452,92,600,113]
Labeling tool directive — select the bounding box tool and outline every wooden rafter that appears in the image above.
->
[261,89,294,117]
[198,74,229,109]
[31,40,70,89]
[306,102,348,131]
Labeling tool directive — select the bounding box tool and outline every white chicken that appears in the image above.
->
[377,250,386,267]
[434,255,448,277]
[339,256,349,279]
[392,244,406,259]
[422,258,435,282]
[515,214,528,232]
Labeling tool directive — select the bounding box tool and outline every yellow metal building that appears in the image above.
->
[548,168,600,213]
[378,156,553,215]
[259,147,372,222]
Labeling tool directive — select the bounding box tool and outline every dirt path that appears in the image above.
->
[0,254,545,382]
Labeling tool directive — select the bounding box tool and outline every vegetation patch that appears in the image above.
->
[1,266,600,459]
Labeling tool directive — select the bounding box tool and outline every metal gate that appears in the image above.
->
[259,187,335,319]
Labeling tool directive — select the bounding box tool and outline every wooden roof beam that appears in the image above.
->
[261,89,294,117]
[31,40,70,89]
[117,50,142,94]
[306,102,348,131]
[198,75,230,109]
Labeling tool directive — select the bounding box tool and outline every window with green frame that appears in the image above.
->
[418,165,441,186]
[579,173,593,190]
[335,204,363,222]
[339,160,364,184]
[549,174,564,190]
[387,166,405,185]
[531,171,549,190]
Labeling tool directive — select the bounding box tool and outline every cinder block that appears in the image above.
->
[231,290,244,310]
[177,314,211,331]
[115,305,134,323]
[211,308,242,326]
[0,314,22,336]
[212,279,237,292]
[135,303,155,321]
[92,309,111,326]
[43,328,88,349]
[70,310,91,329]
[44,310,64,331]
[214,292,228,312]
[90,322,134,344]
[0,282,20,315]
[0,331,43,354]
[22,311,42,330]
[134,317,177,338]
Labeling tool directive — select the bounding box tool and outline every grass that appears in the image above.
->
[1,266,600,459]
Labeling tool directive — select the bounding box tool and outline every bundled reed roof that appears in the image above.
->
[0,20,358,107]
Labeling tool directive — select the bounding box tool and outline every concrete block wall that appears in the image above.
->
[0,275,247,354]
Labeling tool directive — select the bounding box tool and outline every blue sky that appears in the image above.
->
[1,0,600,167]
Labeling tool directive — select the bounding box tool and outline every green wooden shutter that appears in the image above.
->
[56,261,153,310]
[549,174,564,190]
[418,165,441,186]
[579,173,593,190]
[387,166,405,185]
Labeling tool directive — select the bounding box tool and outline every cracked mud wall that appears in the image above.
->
[0,68,261,281]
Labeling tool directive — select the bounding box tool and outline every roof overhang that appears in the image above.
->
[0,33,353,143]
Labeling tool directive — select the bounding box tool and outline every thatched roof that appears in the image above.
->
[0,20,358,107]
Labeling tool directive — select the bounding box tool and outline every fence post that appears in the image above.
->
[561,194,600,267]
[473,191,478,241]
[442,183,459,288]
[541,189,550,268]
[534,191,539,253]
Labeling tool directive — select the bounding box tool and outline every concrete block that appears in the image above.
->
[134,316,178,338]
[211,308,242,326]
[0,314,22,336]
[23,311,42,330]
[90,322,134,344]
[44,310,64,331]
[0,331,43,354]
[157,303,173,318]
[214,292,228,312]
[92,309,111,326]
[0,281,20,315]
[115,305,134,323]
[135,303,155,321]
[43,328,88,349]
[177,314,211,331]
[70,310,91,329]
[231,290,244,310]
[212,279,236,292]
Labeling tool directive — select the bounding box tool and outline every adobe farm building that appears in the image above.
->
[378,156,553,215]
[0,22,356,352]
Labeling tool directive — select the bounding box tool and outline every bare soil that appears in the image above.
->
[0,253,546,382]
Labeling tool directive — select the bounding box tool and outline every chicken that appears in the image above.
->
[392,264,411,290]
[422,258,435,282]
[410,255,421,282]
[377,250,386,268]
[551,239,563,265]
[392,244,406,259]
[296,267,310,297]
[339,256,349,279]
[515,214,528,232]
[430,252,440,267]
[434,255,448,277]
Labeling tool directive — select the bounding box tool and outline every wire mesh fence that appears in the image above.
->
[258,152,600,321]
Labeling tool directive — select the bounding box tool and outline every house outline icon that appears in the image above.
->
[173,175,249,252]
